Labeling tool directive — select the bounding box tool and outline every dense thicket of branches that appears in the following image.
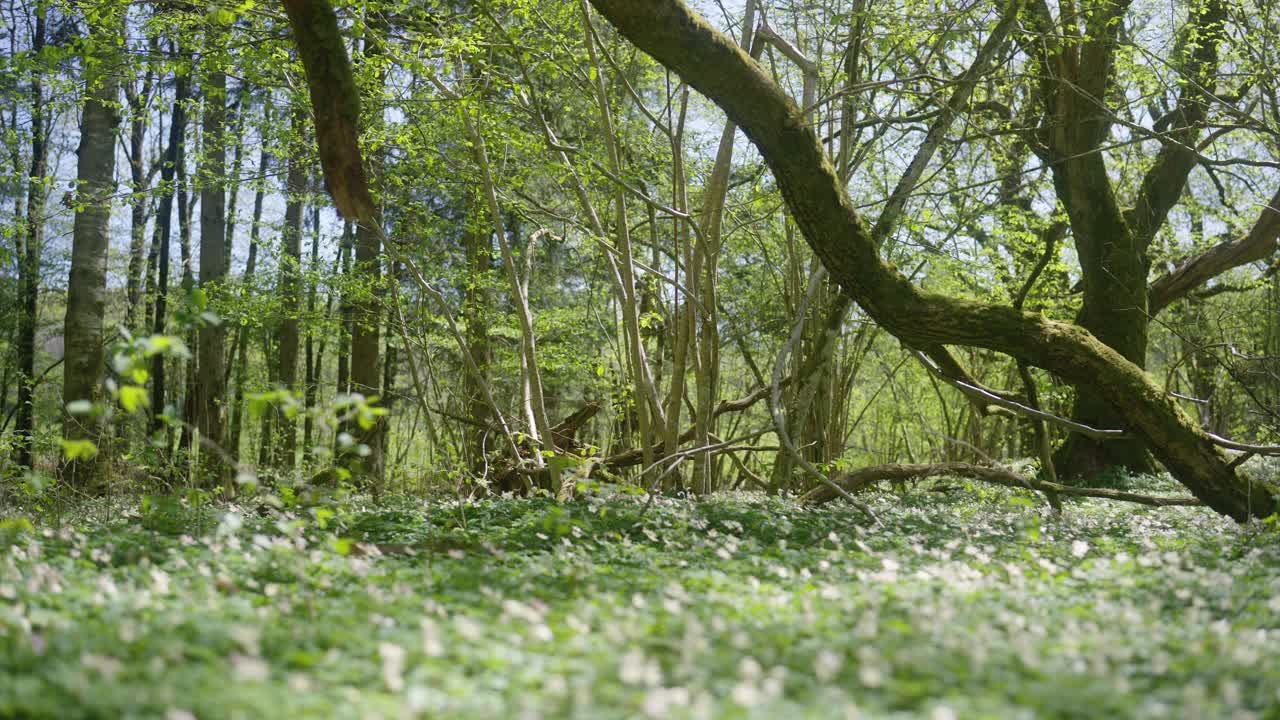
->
[0,0,1277,519]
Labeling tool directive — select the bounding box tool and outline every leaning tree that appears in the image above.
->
[576,0,1278,520]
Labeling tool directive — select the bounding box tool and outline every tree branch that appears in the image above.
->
[1124,0,1228,246]
[1148,186,1280,314]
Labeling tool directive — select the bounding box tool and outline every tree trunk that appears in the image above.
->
[458,104,553,452]
[196,57,229,487]
[1032,0,1227,480]
[14,8,46,471]
[152,48,189,444]
[334,220,352,400]
[176,99,197,461]
[228,118,270,461]
[124,49,156,331]
[379,262,402,485]
[61,20,122,488]
[303,203,321,454]
[275,107,306,472]
[461,194,492,466]
[1054,210,1158,478]
[348,219,384,479]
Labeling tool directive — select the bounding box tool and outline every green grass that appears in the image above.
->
[2,479,1279,719]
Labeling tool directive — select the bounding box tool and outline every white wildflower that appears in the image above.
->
[1071,540,1090,558]
[379,642,406,692]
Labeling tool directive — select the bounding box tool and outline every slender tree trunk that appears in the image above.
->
[223,88,248,274]
[228,121,269,461]
[309,244,343,454]
[14,8,46,471]
[61,17,122,488]
[348,215,382,477]
[152,53,189,441]
[275,107,306,472]
[461,195,492,466]
[455,101,553,452]
[334,220,352,400]
[303,203,321,453]
[124,52,156,331]
[379,261,402,485]
[258,327,275,468]
[176,100,197,460]
[663,87,691,469]
[683,0,755,492]
[196,54,229,487]
[5,58,24,433]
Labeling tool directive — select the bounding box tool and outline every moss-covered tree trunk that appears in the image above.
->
[1030,0,1227,480]
[1053,180,1158,478]
[462,193,493,468]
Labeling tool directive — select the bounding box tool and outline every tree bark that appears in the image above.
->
[61,17,122,488]
[196,51,229,486]
[176,66,197,463]
[124,42,157,332]
[15,8,46,471]
[275,106,306,472]
[1030,0,1226,478]
[334,219,353,400]
[303,203,320,453]
[348,208,384,481]
[462,194,493,466]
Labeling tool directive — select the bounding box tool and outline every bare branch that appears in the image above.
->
[1149,186,1280,314]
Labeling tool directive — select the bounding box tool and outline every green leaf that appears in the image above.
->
[314,508,335,529]
[331,537,353,556]
[60,439,98,461]
[118,385,148,414]
[189,288,208,311]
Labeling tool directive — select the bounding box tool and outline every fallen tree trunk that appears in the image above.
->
[582,0,1277,521]
[798,463,1203,509]
[493,402,603,494]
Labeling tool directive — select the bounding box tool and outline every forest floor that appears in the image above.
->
[2,477,1279,719]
